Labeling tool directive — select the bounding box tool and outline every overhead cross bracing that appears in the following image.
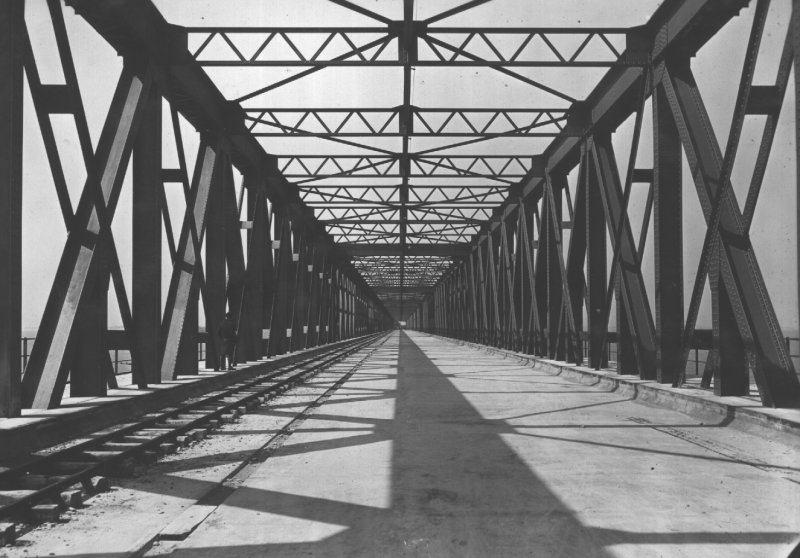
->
[2,0,800,419]
[167,0,657,320]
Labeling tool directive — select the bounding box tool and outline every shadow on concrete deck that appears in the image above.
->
[46,331,797,557]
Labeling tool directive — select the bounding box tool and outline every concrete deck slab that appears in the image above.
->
[159,331,800,558]
[0,351,381,558]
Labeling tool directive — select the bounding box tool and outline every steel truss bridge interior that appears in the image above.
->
[1,0,800,418]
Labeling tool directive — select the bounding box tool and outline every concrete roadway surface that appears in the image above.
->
[148,330,799,558]
[5,330,799,557]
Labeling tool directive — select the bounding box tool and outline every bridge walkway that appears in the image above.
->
[153,330,799,558]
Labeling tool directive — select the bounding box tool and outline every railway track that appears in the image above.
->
[0,334,387,528]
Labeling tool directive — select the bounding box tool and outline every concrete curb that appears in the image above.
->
[428,334,800,440]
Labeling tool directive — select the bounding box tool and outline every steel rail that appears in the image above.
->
[0,333,386,522]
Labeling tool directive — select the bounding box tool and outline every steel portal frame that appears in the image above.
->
[1,0,800,415]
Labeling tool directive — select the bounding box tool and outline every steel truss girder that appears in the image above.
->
[280,155,529,184]
[585,145,607,369]
[132,80,163,385]
[222,164,248,343]
[652,67,684,385]
[472,0,751,246]
[65,0,356,262]
[288,229,309,351]
[21,67,152,408]
[236,187,271,363]
[498,220,519,349]
[245,108,569,137]
[373,286,431,295]
[426,0,750,371]
[187,26,636,68]
[160,141,221,380]
[562,163,588,364]
[268,209,297,356]
[660,58,800,407]
[23,0,139,399]
[418,0,800,410]
[343,244,471,256]
[6,1,394,414]
[66,0,392,319]
[321,219,479,225]
[591,135,656,379]
[516,200,543,355]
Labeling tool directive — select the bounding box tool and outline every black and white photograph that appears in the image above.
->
[0,0,799,556]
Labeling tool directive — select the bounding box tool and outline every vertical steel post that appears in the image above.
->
[323,253,332,338]
[261,198,274,355]
[616,284,638,374]
[485,233,502,346]
[237,186,265,362]
[268,209,292,356]
[586,143,608,369]
[23,68,151,407]
[71,265,111,396]
[347,277,354,337]
[592,135,657,378]
[534,203,548,356]
[794,0,800,392]
[205,153,227,370]
[712,267,749,394]
[335,269,344,340]
[546,185,563,358]
[223,167,246,325]
[565,167,588,364]
[305,247,322,349]
[160,142,218,380]
[500,220,518,349]
[181,283,199,374]
[0,0,23,417]
[132,84,162,383]
[467,251,479,342]
[289,230,307,351]
[662,59,799,405]
[517,200,537,355]
[653,80,684,384]
[316,256,330,345]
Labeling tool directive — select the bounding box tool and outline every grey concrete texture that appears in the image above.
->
[152,331,800,558]
[1,363,363,557]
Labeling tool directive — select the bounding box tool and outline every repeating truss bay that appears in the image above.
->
[164,0,664,312]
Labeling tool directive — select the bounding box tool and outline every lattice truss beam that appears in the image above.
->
[353,255,453,287]
[0,0,392,416]
[179,0,658,311]
[189,27,635,68]
[407,0,800,409]
[245,108,570,137]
